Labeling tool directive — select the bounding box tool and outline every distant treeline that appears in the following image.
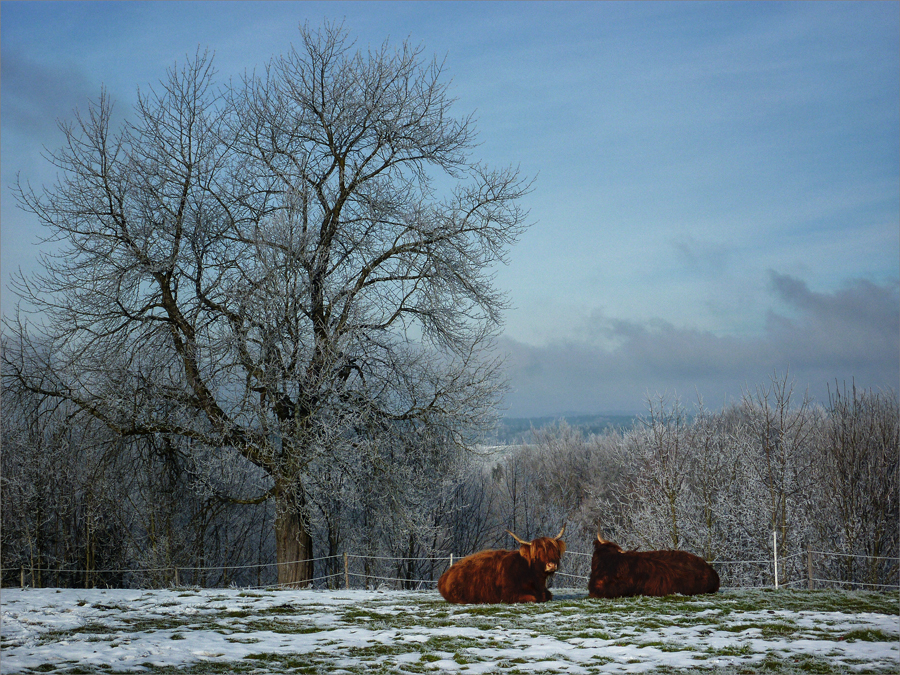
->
[2,375,896,590]
[489,414,637,445]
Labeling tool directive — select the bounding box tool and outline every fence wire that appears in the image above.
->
[3,548,897,592]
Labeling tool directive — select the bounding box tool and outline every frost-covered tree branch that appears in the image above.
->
[3,24,530,586]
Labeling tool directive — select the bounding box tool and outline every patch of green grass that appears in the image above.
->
[758,651,799,672]
[240,643,442,674]
[240,619,324,634]
[456,604,519,618]
[718,589,899,615]
[791,655,842,674]
[225,635,261,644]
[570,630,614,640]
[721,622,765,633]
[256,603,303,615]
[842,628,896,642]
[757,621,800,638]
[637,640,692,652]
[340,608,392,622]
[148,664,258,674]
[709,643,755,657]
[424,635,484,654]
[243,652,281,662]
[120,617,191,632]
[43,622,114,641]
[89,602,126,611]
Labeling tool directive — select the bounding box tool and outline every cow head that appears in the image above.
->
[595,532,624,553]
[507,526,567,574]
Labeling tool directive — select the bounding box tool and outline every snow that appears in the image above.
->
[1,587,898,673]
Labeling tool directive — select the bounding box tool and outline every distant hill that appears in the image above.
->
[487,414,638,445]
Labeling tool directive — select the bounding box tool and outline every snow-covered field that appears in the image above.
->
[1,586,897,674]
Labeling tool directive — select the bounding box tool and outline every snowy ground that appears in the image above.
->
[1,586,897,674]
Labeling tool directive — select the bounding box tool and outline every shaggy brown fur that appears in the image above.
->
[588,535,720,598]
[438,529,566,604]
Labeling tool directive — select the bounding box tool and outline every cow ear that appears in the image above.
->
[558,541,567,555]
[518,544,533,562]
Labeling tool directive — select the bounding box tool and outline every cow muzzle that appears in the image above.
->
[545,561,558,573]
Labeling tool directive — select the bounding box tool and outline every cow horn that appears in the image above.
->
[506,530,531,546]
[596,531,609,544]
[554,525,566,540]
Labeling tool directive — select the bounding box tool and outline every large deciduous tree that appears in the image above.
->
[4,23,529,586]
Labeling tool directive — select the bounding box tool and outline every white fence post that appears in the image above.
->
[773,531,779,589]
[807,544,813,591]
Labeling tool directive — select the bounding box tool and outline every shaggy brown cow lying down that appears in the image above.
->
[588,533,720,598]
[438,527,566,604]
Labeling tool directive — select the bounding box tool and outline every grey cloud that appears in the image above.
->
[670,234,732,276]
[770,271,898,330]
[499,274,899,417]
[765,272,899,375]
[1,52,97,138]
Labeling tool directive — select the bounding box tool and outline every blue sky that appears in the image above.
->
[2,1,898,416]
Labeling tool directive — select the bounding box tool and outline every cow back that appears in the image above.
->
[589,542,720,598]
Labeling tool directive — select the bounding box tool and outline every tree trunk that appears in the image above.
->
[274,483,314,587]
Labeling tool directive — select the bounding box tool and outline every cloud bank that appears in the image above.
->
[499,272,899,416]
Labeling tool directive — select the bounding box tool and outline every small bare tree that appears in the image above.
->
[4,22,529,586]
[819,383,899,587]
[618,394,693,551]
[740,372,821,582]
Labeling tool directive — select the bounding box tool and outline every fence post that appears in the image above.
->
[20,567,24,589]
[344,552,350,590]
[450,553,454,568]
[807,544,813,591]
[773,531,779,589]
[174,567,180,587]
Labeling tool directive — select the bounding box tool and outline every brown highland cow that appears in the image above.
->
[438,527,566,604]
[588,532,720,598]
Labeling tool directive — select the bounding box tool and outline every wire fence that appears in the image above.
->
[4,547,898,592]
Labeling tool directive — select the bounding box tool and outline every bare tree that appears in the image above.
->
[434,453,499,560]
[615,394,693,551]
[4,23,529,586]
[819,383,899,587]
[739,372,821,582]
